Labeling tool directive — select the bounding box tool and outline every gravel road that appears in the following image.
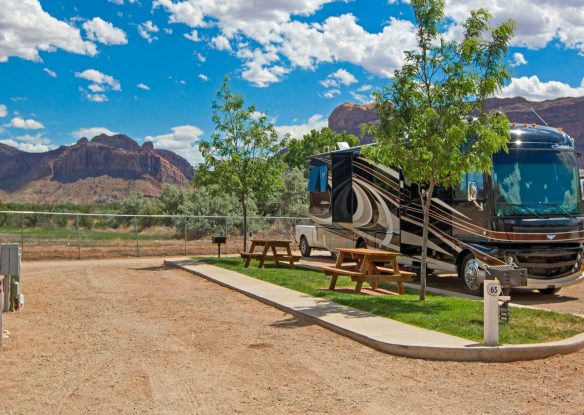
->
[0,258,582,414]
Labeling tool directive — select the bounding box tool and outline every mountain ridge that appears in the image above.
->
[0,134,195,204]
[328,96,584,166]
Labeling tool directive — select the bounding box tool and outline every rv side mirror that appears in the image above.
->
[467,181,478,202]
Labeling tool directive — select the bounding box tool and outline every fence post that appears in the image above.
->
[76,215,81,260]
[134,216,140,257]
[184,218,187,256]
[20,213,24,260]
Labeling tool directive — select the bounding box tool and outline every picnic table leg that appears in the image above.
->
[328,274,338,290]
[271,245,280,268]
[363,257,378,290]
[355,280,363,293]
[285,243,294,269]
[258,244,270,268]
[391,257,404,294]
[244,241,257,267]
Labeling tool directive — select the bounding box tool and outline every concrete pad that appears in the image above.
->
[166,258,584,362]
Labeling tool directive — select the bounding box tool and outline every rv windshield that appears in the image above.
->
[492,149,581,216]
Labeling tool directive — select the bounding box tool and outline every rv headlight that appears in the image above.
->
[577,253,582,262]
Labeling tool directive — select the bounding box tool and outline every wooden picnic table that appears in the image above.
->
[240,238,301,269]
[322,247,415,294]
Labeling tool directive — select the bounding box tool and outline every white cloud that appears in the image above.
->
[509,52,527,67]
[144,125,204,165]
[8,117,44,129]
[356,84,372,92]
[275,114,328,138]
[163,27,173,34]
[184,30,200,42]
[43,68,57,78]
[83,17,128,45]
[75,69,121,102]
[499,75,584,101]
[154,1,418,87]
[0,133,54,152]
[138,21,159,43]
[198,74,208,81]
[85,93,109,103]
[211,35,231,51]
[75,69,121,90]
[331,69,357,86]
[0,104,6,118]
[137,83,150,90]
[443,0,584,53]
[0,0,97,62]
[350,91,370,104]
[323,89,340,99]
[72,127,119,139]
[196,52,206,62]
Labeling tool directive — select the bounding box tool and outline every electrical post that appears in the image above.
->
[76,215,81,260]
[134,216,140,257]
[184,219,187,256]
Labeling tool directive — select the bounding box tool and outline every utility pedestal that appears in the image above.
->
[483,280,511,346]
[1,243,22,312]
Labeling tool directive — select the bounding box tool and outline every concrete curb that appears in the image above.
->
[165,258,584,362]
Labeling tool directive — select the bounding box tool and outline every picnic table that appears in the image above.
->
[240,239,301,269]
[321,247,415,294]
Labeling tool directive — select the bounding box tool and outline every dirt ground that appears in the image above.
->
[1,258,583,415]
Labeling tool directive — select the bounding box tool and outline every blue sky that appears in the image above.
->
[2,0,584,165]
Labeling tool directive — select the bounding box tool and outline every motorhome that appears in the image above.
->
[297,124,584,294]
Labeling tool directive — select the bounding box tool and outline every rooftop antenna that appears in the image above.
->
[530,108,548,126]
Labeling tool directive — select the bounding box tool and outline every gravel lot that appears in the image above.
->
[0,258,583,414]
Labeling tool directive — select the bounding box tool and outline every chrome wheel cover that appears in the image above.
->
[464,258,481,291]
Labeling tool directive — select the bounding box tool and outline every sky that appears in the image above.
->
[2,0,584,166]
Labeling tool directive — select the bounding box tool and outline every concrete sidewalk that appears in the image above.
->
[165,258,584,362]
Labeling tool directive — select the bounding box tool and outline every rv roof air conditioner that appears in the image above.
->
[337,142,350,150]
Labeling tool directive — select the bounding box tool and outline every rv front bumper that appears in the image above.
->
[524,270,584,290]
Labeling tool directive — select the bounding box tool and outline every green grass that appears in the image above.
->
[0,227,175,241]
[199,257,584,345]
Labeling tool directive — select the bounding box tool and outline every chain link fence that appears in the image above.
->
[0,211,311,261]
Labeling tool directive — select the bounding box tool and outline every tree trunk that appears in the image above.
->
[242,193,248,252]
[419,184,434,301]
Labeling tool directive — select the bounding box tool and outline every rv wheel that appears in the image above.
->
[299,236,312,257]
[459,253,483,295]
[538,288,561,295]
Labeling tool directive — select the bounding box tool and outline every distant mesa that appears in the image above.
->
[0,133,195,204]
[328,96,584,167]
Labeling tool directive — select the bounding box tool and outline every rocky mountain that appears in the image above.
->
[0,134,194,204]
[328,97,584,165]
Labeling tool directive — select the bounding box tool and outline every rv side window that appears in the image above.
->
[454,172,484,201]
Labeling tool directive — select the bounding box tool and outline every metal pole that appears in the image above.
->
[20,213,24,260]
[134,216,140,257]
[184,219,187,256]
[76,215,81,260]
[0,276,3,346]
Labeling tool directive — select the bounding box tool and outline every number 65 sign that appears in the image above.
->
[486,282,502,297]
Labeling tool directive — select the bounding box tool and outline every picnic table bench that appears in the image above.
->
[240,239,301,269]
[322,247,415,294]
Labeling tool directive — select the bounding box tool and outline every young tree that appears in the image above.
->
[197,76,286,251]
[365,0,515,300]
[284,127,360,170]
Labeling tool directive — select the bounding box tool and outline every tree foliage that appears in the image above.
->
[364,0,515,300]
[196,76,286,250]
[284,127,360,170]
